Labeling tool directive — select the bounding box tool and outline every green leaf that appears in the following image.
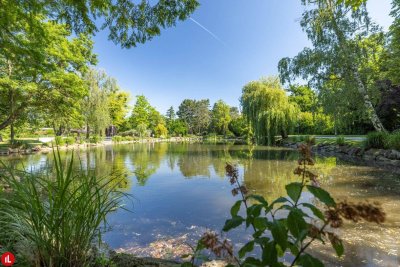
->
[180,262,192,267]
[306,185,336,207]
[253,217,268,231]
[238,241,255,258]
[302,203,325,220]
[270,197,288,207]
[254,237,270,246]
[231,200,242,217]
[331,238,344,257]
[247,204,263,217]
[286,182,303,203]
[248,195,268,206]
[261,241,278,265]
[223,216,244,232]
[287,209,308,241]
[297,254,324,267]
[243,257,263,266]
[270,220,288,250]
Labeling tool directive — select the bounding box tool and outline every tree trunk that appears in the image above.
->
[86,124,90,139]
[330,8,386,132]
[351,65,386,132]
[10,122,15,144]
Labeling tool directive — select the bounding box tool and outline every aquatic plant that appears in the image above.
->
[0,150,128,267]
[185,144,385,266]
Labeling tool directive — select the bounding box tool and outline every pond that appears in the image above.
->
[2,143,400,266]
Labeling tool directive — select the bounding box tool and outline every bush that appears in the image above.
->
[123,136,134,141]
[336,135,345,146]
[365,131,387,149]
[90,135,101,144]
[112,136,123,142]
[54,136,65,146]
[65,137,75,146]
[385,131,400,150]
[304,135,316,145]
[0,150,126,266]
[120,129,137,137]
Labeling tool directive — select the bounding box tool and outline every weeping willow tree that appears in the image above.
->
[241,77,298,145]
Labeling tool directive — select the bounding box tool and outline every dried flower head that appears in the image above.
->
[336,201,386,224]
[325,208,343,228]
[200,231,234,259]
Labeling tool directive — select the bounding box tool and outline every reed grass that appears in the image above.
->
[0,150,128,267]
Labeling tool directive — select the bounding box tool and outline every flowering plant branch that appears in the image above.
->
[184,144,385,267]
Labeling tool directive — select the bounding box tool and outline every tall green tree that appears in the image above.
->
[210,100,231,136]
[177,99,210,135]
[166,106,176,122]
[129,95,163,134]
[82,69,112,138]
[241,77,298,145]
[129,95,152,129]
[0,22,95,141]
[279,0,386,132]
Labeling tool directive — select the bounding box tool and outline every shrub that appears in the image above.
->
[385,131,400,150]
[120,129,137,137]
[112,136,123,142]
[65,137,75,146]
[186,145,386,267]
[123,136,134,141]
[336,135,345,146]
[90,135,101,144]
[54,136,65,146]
[0,150,127,266]
[365,131,387,149]
[304,135,316,145]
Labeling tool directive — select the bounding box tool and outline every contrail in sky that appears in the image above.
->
[189,17,228,47]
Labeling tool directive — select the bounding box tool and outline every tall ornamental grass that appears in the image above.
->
[0,150,127,267]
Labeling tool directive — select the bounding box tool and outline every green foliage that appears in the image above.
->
[186,145,385,267]
[129,95,163,133]
[305,135,316,145]
[90,135,101,144]
[177,99,211,135]
[0,0,199,49]
[0,22,95,134]
[279,0,386,132]
[112,136,123,142]
[154,123,168,138]
[384,131,400,150]
[167,119,188,137]
[241,76,298,145]
[65,137,75,146]
[210,100,231,136]
[228,116,248,138]
[0,150,126,266]
[336,136,346,146]
[136,123,148,138]
[54,136,65,146]
[365,131,387,149]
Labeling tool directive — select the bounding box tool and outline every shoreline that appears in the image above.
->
[0,137,204,156]
[283,141,400,171]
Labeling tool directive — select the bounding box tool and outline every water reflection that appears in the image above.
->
[1,143,399,266]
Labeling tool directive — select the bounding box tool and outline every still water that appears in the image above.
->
[3,143,400,266]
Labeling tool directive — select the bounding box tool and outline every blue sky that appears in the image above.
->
[93,0,393,114]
